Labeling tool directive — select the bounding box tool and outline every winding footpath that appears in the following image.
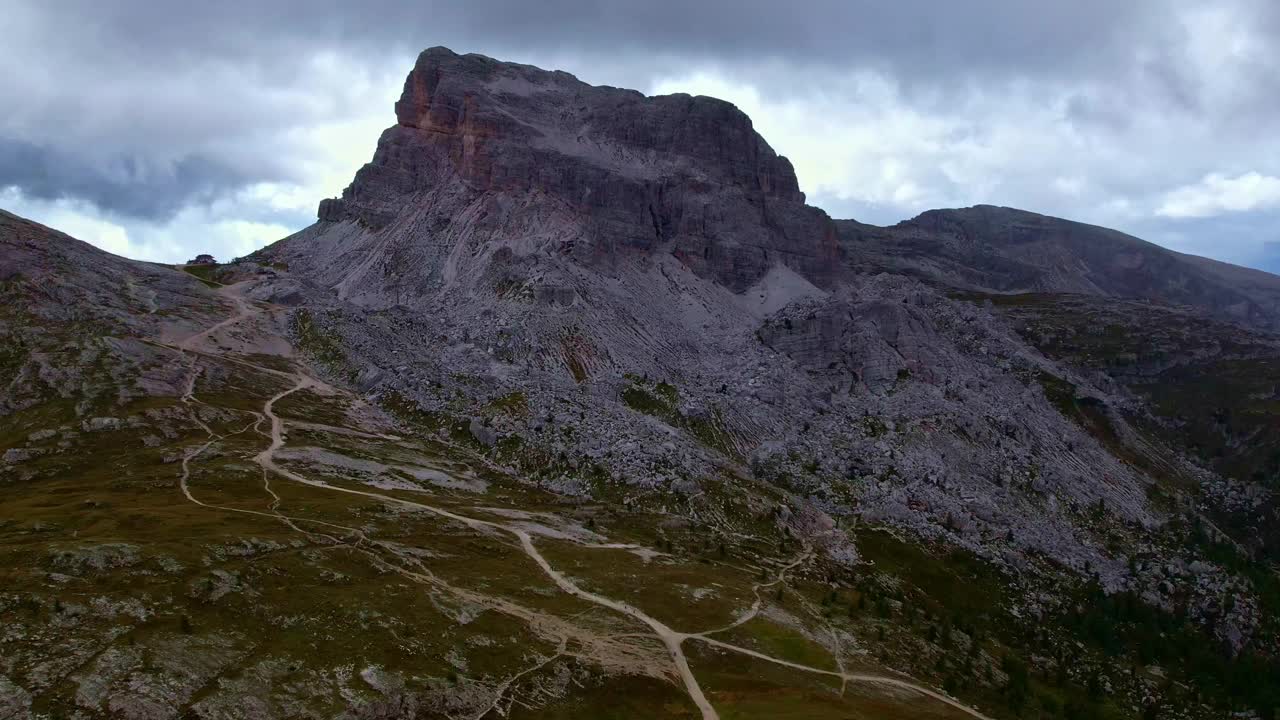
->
[175,282,995,720]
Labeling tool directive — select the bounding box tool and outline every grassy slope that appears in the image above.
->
[0,343,990,719]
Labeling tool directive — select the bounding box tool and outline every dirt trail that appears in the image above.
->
[692,548,812,638]
[179,284,254,353]
[176,358,366,541]
[693,636,994,720]
[170,281,994,720]
[253,375,720,717]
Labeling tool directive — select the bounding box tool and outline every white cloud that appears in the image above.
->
[647,60,1280,278]
[2,187,294,264]
[0,55,397,264]
[0,189,135,256]
[648,70,1134,227]
[1156,172,1280,218]
[650,71,972,217]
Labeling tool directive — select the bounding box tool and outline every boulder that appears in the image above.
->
[81,417,122,433]
[468,417,497,448]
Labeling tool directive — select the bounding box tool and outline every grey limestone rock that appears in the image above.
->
[294,46,837,297]
[81,417,123,433]
[468,417,498,448]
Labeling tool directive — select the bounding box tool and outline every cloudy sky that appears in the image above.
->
[4,1,1280,271]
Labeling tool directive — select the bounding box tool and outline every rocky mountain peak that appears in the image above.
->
[314,46,836,293]
[389,46,805,201]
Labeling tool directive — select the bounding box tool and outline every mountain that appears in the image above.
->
[299,46,837,296]
[839,204,1280,329]
[0,209,228,416]
[4,47,1280,720]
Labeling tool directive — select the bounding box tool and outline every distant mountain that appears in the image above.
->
[838,204,1280,329]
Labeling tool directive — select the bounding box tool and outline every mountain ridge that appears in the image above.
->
[838,203,1280,329]
[306,46,1280,333]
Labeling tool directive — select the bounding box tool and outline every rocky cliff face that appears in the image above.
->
[309,47,837,296]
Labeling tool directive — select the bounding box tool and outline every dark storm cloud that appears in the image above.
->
[0,0,1195,218]
[0,139,252,221]
[19,2,1217,122]
[25,0,1161,77]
